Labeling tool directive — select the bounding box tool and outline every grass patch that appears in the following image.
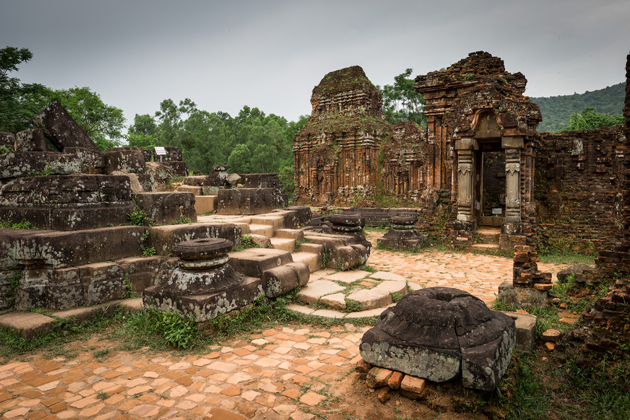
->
[234,235,260,252]
[0,220,35,229]
[538,250,596,266]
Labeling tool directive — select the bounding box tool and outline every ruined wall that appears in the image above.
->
[535,127,625,253]
[415,52,542,248]
[293,66,392,206]
[595,52,630,274]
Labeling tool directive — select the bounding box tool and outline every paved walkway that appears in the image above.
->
[0,325,364,420]
[0,244,572,419]
[365,231,568,304]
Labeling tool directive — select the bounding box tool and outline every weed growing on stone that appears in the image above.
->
[0,219,35,229]
[122,273,140,299]
[127,206,150,226]
[140,231,156,256]
[391,292,403,303]
[173,217,193,224]
[345,299,362,312]
[357,264,376,273]
[234,235,259,252]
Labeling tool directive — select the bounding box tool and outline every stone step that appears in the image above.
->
[274,228,305,241]
[471,243,500,251]
[248,224,274,237]
[476,227,501,243]
[291,252,322,272]
[194,195,217,215]
[270,237,295,252]
[250,215,285,230]
[298,242,324,255]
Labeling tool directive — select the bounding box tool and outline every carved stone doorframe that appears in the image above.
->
[502,143,523,234]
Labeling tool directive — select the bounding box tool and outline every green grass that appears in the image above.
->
[538,250,596,266]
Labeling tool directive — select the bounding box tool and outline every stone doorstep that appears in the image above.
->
[0,298,143,339]
[471,244,500,250]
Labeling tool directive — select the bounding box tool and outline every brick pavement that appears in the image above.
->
[365,231,568,304]
[0,325,365,420]
[0,244,572,419]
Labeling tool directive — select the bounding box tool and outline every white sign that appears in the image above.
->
[492,208,503,215]
[154,146,167,156]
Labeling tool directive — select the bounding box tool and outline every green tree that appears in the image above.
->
[377,68,426,126]
[557,107,624,133]
[227,143,252,174]
[127,114,158,148]
[47,86,125,150]
[0,47,48,133]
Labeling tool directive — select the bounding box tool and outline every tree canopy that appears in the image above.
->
[532,83,624,133]
[0,47,48,133]
[377,68,426,126]
[127,99,309,196]
[556,107,624,133]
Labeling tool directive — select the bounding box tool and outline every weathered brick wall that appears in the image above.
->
[535,127,625,253]
[595,51,630,273]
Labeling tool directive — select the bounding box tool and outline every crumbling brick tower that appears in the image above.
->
[415,52,542,250]
[292,66,392,205]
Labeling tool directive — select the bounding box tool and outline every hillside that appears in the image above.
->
[531,83,624,133]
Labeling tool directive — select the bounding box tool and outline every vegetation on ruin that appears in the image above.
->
[234,234,260,252]
[312,66,376,97]
[532,83,624,132]
[0,219,35,229]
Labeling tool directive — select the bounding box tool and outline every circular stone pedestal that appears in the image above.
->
[143,238,264,321]
[360,287,515,391]
[377,216,427,251]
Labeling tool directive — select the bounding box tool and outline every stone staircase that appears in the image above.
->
[472,226,501,251]
[198,210,324,273]
[197,210,397,319]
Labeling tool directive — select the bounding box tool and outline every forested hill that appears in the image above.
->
[531,83,625,133]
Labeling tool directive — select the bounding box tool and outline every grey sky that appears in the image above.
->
[2,0,629,126]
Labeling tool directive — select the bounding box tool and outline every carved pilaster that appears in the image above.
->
[503,148,522,234]
[456,150,474,226]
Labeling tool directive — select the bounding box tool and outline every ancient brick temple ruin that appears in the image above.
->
[293,52,629,253]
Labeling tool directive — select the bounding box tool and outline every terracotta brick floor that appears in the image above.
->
[0,241,571,419]
[0,325,365,420]
[365,231,568,304]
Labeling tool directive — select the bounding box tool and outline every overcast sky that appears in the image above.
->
[2,0,629,126]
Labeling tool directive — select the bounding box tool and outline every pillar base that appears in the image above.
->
[454,220,476,232]
[501,221,522,235]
